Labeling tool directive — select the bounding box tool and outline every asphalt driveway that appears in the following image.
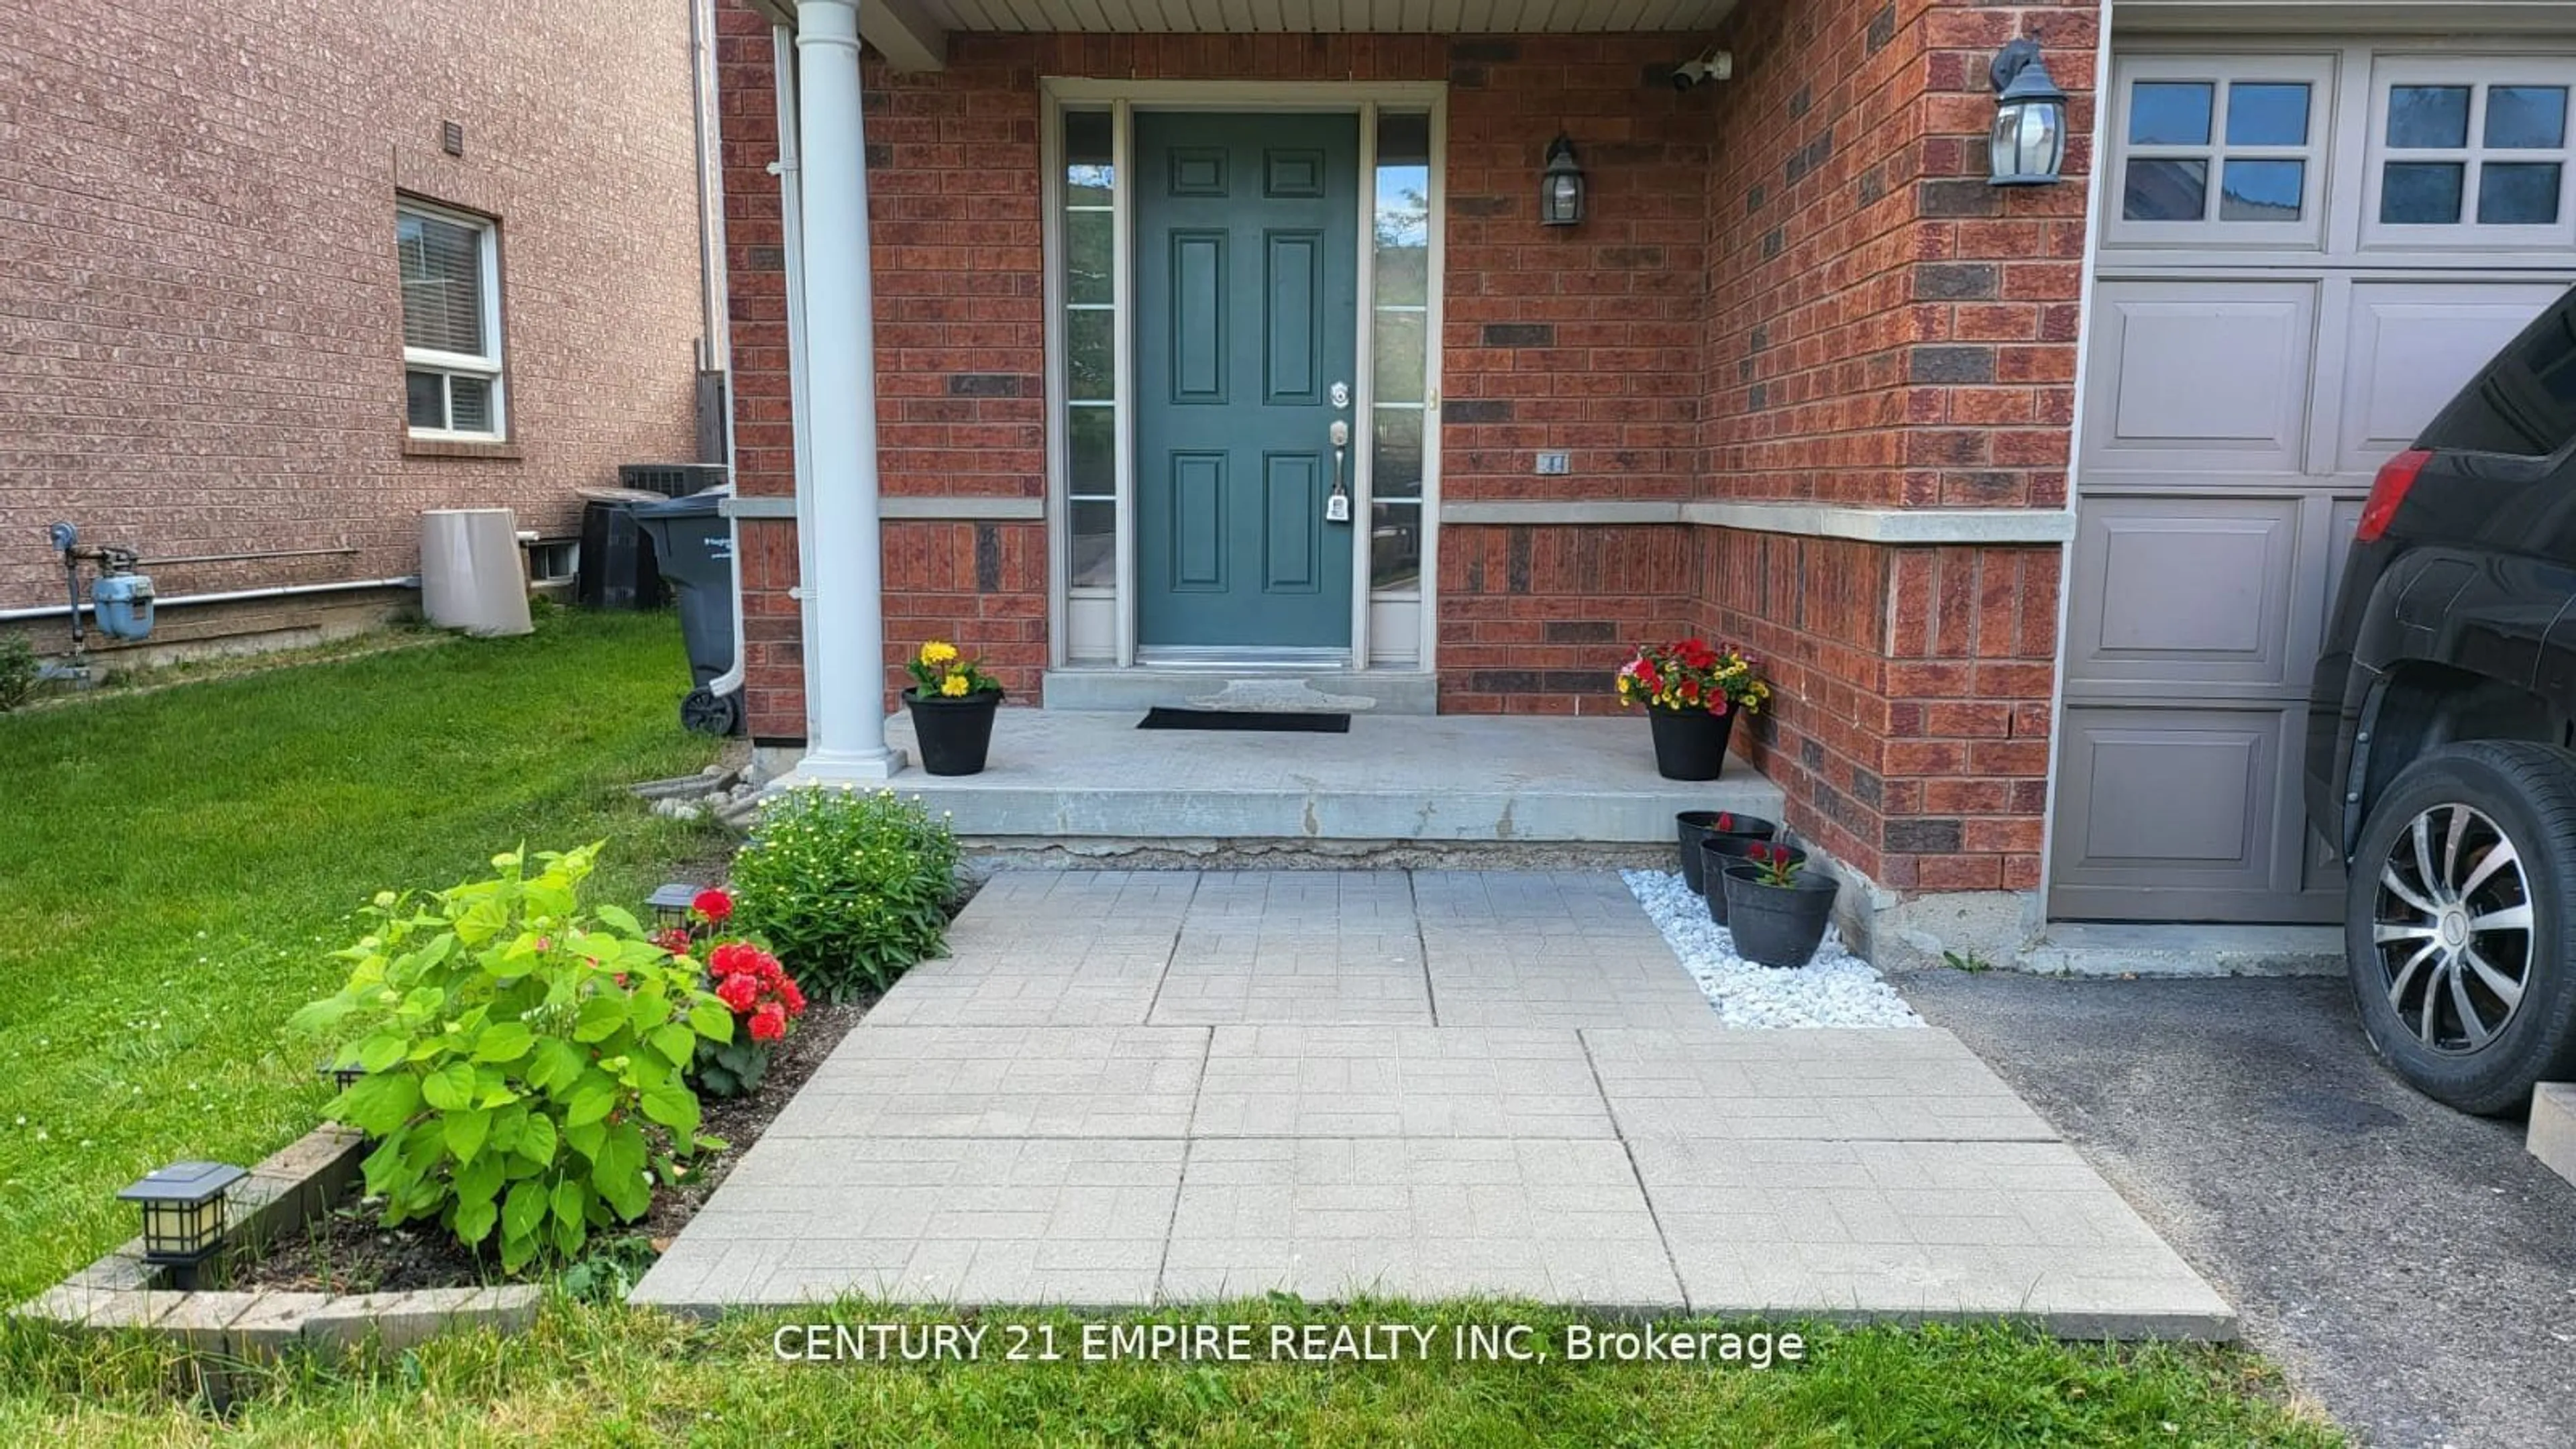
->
[1898,969,2576,1449]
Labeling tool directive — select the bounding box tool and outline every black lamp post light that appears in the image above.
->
[1988,37,2069,186]
[119,1161,246,1287]
[1540,134,1585,225]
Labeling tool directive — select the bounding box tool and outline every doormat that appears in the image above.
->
[1138,708,1352,733]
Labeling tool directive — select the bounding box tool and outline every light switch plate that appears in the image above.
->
[1536,451,1571,476]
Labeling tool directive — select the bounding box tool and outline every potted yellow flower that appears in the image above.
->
[904,639,1004,775]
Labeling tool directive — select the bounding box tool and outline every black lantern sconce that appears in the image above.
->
[647,881,700,932]
[1988,38,2069,186]
[1540,135,1585,225]
[119,1161,246,1284]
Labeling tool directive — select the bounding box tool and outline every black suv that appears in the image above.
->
[2306,285,2576,1114]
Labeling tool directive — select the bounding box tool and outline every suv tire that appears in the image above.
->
[2345,740,2576,1114]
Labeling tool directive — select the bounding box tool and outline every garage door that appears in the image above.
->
[2053,42,2576,922]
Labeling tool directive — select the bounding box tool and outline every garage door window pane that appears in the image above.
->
[2220,160,2304,221]
[2129,83,2212,145]
[2479,162,2563,224]
[2387,85,2473,148]
[2124,158,2207,220]
[2381,161,2465,223]
[2485,86,2569,148]
[2226,83,2310,146]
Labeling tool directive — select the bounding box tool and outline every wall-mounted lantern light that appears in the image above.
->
[1988,38,2068,186]
[1540,135,1585,225]
[119,1161,246,1277]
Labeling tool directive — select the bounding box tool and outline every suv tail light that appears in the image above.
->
[2355,449,2432,543]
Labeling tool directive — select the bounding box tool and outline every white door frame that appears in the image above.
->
[1038,78,1447,674]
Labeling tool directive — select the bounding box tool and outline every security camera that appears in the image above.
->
[1670,46,1733,91]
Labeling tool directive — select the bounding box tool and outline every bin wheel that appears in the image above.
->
[682,686,743,737]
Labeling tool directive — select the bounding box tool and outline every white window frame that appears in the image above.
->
[2106,54,2337,252]
[2361,55,2576,252]
[398,199,506,441]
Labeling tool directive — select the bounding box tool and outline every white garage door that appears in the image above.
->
[2054,41,2576,922]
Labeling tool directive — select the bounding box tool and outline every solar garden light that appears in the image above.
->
[317,1057,364,1092]
[647,881,700,931]
[1540,134,1585,225]
[119,1161,246,1287]
[1988,37,2068,186]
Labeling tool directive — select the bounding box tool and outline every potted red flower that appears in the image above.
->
[1719,846,1838,967]
[1615,639,1771,781]
[1674,809,1777,895]
[1701,835,1807,925]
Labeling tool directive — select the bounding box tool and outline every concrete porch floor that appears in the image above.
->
[633,870,2235,1336]
[869,709,1784,843]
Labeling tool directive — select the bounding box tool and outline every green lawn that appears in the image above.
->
[0,610,725,1304]
[0,1301,2339,1446]
[0,618,2341,1443]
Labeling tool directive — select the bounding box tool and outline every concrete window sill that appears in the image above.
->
[404,437,524,460]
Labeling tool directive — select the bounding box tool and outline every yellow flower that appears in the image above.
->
[939,674,969,697]
[920,641,959,665]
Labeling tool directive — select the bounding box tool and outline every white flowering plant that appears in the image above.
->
[727,787,960,1001]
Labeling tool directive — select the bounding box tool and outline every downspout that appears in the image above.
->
[688,0,749,708]
[771,19,822,745]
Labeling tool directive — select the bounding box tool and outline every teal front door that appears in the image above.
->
[1134,111,1359,654]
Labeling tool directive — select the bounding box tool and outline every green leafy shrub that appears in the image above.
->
[0,633,38,712]
[291,844,735,1272]
[728,786,958,1001]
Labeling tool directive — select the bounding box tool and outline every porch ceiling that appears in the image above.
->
[920,0,1736,32]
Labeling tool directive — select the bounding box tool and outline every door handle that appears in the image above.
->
[1327,420,1352,523]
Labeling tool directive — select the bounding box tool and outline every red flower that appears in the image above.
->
[1679,679,1701,704]
[710,941,759,976]
[780,977,807,1015]
[716,973,759,1012]
[749,1004,787,1042]
[1715,812,1734,831]
[649,926,693,956]
[692,888,734,924]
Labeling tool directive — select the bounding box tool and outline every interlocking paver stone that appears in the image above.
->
[760,1026,1209,1138]
[1625,1137,2235,1335]
[1584,1026,2058,1141]
[631,869,2234,1336]
[1161,1138,1681,1308]
[1192,1026,1610,1136]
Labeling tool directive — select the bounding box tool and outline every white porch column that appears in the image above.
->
[790,0,904,779]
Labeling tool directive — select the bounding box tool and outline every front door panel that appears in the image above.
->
[1134,112,1358,652]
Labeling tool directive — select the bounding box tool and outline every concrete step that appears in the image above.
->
[2022,923,2343,977]
[852,707,1782,844]
[1042,667,1438,716]
[2530,1083,2576,1189]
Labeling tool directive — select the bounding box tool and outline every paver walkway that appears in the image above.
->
[634,871,2234,1337]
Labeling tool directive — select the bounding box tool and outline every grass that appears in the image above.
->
[0,609,726,1305]
[0,615,2344,1442]
[0,1300,2340,1446]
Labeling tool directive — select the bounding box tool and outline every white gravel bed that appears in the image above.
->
[1623,868,1924,1029]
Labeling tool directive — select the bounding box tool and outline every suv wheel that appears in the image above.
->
[2346,740,2576,1114]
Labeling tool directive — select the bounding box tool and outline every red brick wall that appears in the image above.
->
[0,0,706,630]
[1689,0,2098,892]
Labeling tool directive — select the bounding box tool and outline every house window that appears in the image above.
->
[1061,110,1116,592]
[398,202,504,438]
[1369,112,1431,594]
[2371,69,2573,229]
[2116,66,2324,227]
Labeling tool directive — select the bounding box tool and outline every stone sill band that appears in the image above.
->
[1439,499,2078,545]
[723,494,2072,543]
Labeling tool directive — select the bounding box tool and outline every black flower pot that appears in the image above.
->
[1719,862,1839,968]
[1674,810,1778,894]
[1645,705,1737,782]
[1700,837,1807,924]
[904,686,1004,775]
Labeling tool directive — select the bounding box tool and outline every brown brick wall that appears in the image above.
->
[1688,0,2097,891]
[0,0,707,633]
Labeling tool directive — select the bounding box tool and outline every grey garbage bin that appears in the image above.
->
[633,487,743,737]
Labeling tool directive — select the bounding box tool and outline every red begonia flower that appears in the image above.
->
[692,888,734,924]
